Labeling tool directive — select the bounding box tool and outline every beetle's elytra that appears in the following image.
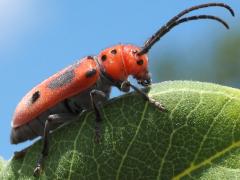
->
[11,2,235,176]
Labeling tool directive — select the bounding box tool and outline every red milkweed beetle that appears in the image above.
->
[11,3,234,176]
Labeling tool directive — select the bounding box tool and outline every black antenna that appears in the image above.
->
[137,3,235,56]
[145,14,230,48]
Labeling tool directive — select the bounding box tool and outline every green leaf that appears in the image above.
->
[1,81,240,179]
[0,157,6,174]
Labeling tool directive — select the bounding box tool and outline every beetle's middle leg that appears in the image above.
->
[90,89,106,143]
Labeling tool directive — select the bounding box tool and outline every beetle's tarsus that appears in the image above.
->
[33,163,42,177]
[148,97,167,112]
[94,121,101,144]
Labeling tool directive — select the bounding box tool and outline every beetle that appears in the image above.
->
[11,3,234,176]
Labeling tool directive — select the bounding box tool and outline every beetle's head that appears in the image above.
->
[98,45,151,86]
[122,45,151,86]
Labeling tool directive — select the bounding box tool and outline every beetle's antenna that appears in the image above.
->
[161,3,234,29]
[172,15,229,29]
[140,15,229,55]
[138,3,235,56]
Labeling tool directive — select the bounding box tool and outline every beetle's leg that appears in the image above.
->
[34,113,77,177]
[90,89,106,143]
[121,81,166,112]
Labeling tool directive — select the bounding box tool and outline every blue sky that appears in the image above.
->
[0,0,239,160]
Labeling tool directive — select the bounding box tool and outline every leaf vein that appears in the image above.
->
[173,97,233,179]
[67,113,89,180]
[157,92,185,179]
[115,102,148,180]
[191,97,232,166]
[172,140,240,179]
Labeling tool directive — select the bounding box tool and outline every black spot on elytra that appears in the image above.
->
[101,55,107,61]
[31,91,40,104]
[85,69,97,78]
[48,70,75,89]
[87,56,94,60]
[137,59,144,65]
[111,49,117,54]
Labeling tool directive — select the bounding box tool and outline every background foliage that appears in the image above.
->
[152,31,240,87]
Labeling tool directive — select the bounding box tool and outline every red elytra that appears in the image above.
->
[10,3,234,177]
[12,57,100,128]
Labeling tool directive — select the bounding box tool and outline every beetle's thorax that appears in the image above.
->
[97,44,150,84]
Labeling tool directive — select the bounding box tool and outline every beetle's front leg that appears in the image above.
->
[120,81,166,112]
[90,89,106,143]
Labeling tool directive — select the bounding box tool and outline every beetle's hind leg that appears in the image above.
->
[33,113,77,177]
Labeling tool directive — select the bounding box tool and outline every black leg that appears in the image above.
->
[90,89,106,143]
[33,113,77,177]
[121,81,166,112]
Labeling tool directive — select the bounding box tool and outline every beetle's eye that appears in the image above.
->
[101,55,107,61]
[137,59,144,65]
[111,49,117,54]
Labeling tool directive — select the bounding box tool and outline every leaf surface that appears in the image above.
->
[1,81,240,180]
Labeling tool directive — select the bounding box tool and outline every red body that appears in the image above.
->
[11,44,150,144]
